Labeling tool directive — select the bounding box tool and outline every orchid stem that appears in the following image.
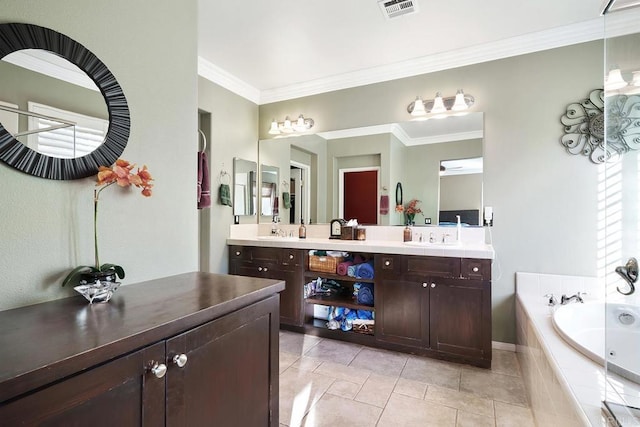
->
[94,183,114,270]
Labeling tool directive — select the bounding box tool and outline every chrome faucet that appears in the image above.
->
[429,232,436,243]
[544,294,558,306]
[560,292,586,305]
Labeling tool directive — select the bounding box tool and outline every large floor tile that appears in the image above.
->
[490,349,522,377]
[303,337,363,365]
[456,411,495,427]
[377,393,457,427]
[494,401,535,427]
[326,379,361,399]
[460,369,528,406]
[425,385,495,418]
[280,331,323,355]
[280,352,300,374]
[349,347,408,378]
[400,355,462,390]
[354,373,397,408]
[393,377,428,399]
[279,367,335,427]
[301,393,382,427]
[314,361,371,384]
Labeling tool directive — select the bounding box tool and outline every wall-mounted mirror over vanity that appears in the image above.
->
[258,112,484,226]
[232,157,257,216]
[0,23,130,180]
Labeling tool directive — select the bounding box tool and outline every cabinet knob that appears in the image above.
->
[385,260,390,266]
[431,283,436,288]
[173,353,188,368]
[263,267,268,272]
[473,267,479,272]
[289,254,294,260]
[422,283,427,288]
[258,267,262,272]
[235,251,241,256]
[150,362,167,378]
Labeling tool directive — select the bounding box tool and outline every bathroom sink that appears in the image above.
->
[404,241,460,247]
[256,236,299,241]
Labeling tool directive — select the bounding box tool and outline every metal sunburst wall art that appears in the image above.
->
[561,88,640,164]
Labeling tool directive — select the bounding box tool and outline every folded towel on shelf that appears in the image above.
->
[197,151,211,209]
[356,282,374,306]
[380,194,389,215]
[337,261,354,276]
[347,265,357,278]
[283,192,291,209]
[355,261,375,279]
[219,183,232,207]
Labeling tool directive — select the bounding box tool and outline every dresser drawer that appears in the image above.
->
[461,258,491,280]
[406,256,460,278]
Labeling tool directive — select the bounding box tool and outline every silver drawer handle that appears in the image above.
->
[258,267,262,272]
[473,267,479,272]
[422,283,427,288]
[150,362,167,378]
[431,283,436,288]
[385,260,390,266]
[235,251,241,256]
[289,254,294,260]
[173,353,188,368]
[263,267,268,272]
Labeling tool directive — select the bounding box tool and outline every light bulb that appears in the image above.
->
[269,119,280,135]
[605,68,627,91]
[294,115,307,132]
[282,116,293,133]
[410,96,426,116]
[430,92,447,114]
[451,90,468,111]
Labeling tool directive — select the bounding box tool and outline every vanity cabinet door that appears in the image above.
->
[429,278,491,365]
[376,276,429,348]
[0,342,165,427]
[166,296,279,427]
[230,247,303,327]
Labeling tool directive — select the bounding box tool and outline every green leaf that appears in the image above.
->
[100,263,125,280]
[61,265,95,287]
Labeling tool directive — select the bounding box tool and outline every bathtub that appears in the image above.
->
[552,301,640,383]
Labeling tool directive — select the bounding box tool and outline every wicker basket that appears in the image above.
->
[309,255,344,273]
[352,323,375,335]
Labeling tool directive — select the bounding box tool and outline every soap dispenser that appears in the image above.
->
[299,219,306,239]
[403,224,412,242]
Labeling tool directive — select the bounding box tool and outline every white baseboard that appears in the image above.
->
[492,341,516,352]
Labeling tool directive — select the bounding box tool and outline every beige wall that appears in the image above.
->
[260,41,602,343]
[439,174,483,223]
[0,1,199,311]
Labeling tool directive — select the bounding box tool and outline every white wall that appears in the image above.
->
[0,0,199,311]
[259,41,603,343]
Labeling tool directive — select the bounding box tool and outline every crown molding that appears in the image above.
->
[197,57,261,104]
[199,8,640,105]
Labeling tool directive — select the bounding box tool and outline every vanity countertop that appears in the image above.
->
[226,236,494,259]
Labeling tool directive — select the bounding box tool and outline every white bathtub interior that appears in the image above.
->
[516,272,640,426]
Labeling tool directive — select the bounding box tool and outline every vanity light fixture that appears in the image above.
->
[407,90,475,119]
[606,68,628,91]
[604,67,640,94]
[268,114,315,136]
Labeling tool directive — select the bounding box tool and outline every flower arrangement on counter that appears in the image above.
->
[396,198,423,225]
[62,159,154,288]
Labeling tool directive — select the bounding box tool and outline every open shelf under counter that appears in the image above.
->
[303,271,375,283]
[309,318,375,337]
[305,294,375,311]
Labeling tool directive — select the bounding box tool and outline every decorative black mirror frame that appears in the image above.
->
[0,23,130,179]
[395,182,403,207]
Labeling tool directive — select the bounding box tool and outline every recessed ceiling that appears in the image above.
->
[197,0,639,103]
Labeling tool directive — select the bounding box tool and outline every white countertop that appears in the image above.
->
[226,236,495,259]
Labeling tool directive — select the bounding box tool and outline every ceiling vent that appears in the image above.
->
[378,0,419,19]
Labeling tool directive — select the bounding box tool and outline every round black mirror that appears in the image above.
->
[0,23,130,179]
[395,182,403,207]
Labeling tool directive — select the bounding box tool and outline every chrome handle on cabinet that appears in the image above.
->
[258,267,263,272]
[149,362,167,378]
[385,260,390,266]
[431,283,436,288]
[173,353,188,368]
[422,283,428,288]
[263,267,268,272]
[289,254,294,260]
[235,251,241,256]
[472,267,479,272]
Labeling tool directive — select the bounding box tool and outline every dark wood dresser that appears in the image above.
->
[0,272,284,426]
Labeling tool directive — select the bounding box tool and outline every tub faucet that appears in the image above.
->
[544,294,558,306]
[560,292,586,305]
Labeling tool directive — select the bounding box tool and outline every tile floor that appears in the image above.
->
[278,330,536,427]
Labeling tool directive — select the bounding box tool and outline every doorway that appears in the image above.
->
[290,161,310,224]
[339,167,379,224]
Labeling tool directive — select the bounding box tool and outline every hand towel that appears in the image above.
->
[356,282,374,306]
[219,184,232,207]
[197,151,211,209]
[380,194,389,215]
[337,260,354,276]
[347,265,357,278]
[283,192,291,209]
[272,195,279,215]
[355,261,375,279]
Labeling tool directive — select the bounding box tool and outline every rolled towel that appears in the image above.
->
[347,265,357,278]
[337,260,354,276]
[355,261,375,279]
[356,283,374,306]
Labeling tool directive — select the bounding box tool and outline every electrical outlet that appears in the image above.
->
[425,218,431,224]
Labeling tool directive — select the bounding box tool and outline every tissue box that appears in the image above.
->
[341,226,355,240]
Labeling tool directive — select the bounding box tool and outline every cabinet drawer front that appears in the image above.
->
[461,258,491,280]
[407,256,460,278]
[377,255,401,277]
[229,245,247,260]
[250,247,281,263]
[281,249,301,267]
